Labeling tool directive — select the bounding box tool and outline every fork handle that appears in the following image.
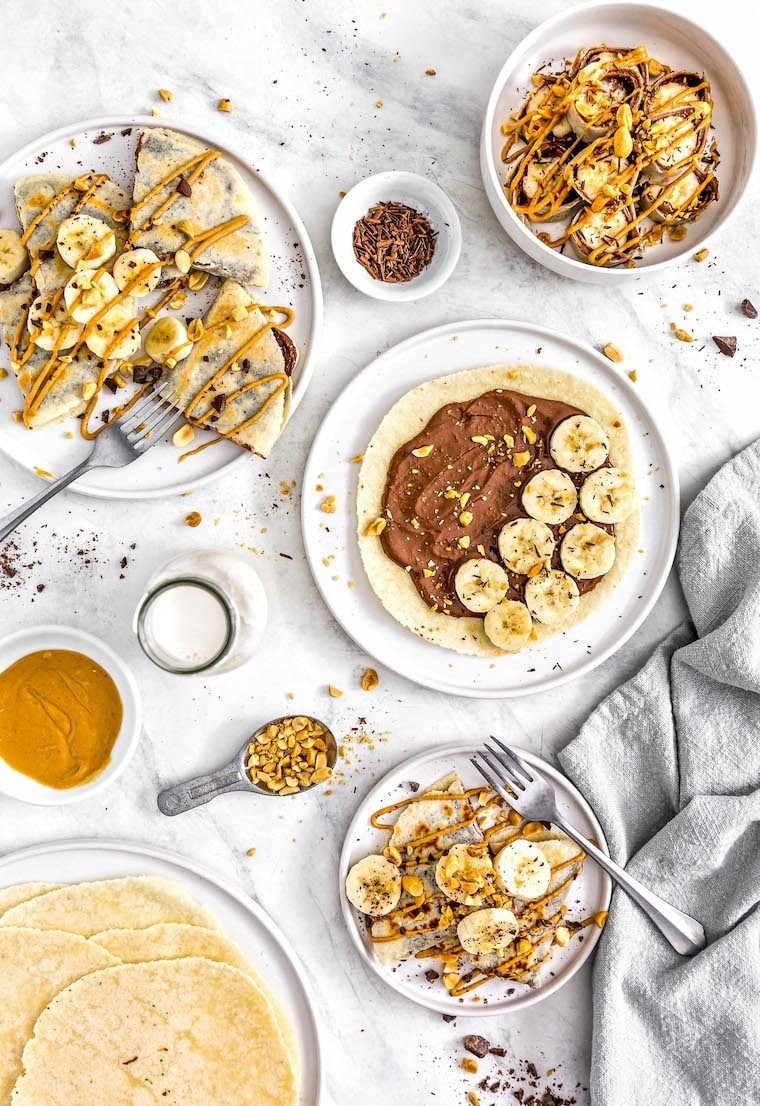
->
[553,814,707,956]
[0,457,92,544]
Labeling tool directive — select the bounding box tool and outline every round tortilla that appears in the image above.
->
[356,363,640,657]
[92,923,299,1074]
[0,928,117,1100]
[12,958,297,1106]
[0,883,61,917]
[0,877,219,936]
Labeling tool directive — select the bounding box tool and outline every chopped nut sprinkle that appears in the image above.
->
[246,716,333,794]
[217,98,233,112]
[184,511,202,528]
[694,248,709,262]
[158,88,173,102]
[360,668,379,692]
[327,684,343,698]
[602,342,624,363]
[364,516,387,536]
[320,495,337,514]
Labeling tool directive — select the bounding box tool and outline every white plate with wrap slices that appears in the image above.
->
[0,838,322,1105]
[339,743,611,1016]
[302,318,678,698]
[0,115,322,499]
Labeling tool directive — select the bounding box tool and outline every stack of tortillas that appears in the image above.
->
[0,877,299,1105]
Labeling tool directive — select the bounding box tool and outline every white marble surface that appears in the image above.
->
[0,1,757,1103]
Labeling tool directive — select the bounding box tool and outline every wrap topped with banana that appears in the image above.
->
[345,771,587,996]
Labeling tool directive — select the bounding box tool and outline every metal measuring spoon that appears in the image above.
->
[157,715,337,816]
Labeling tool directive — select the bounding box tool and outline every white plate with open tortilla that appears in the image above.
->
[339,742,611,1016]
[0,115,322,499]
[0,838,323,1105]
[301,318,678,698]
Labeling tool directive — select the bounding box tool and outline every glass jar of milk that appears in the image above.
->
[134,549,267,675]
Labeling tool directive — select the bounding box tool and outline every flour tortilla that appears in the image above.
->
[0,876,219,935]
[0,927,118,1100]
[166,278,292,457]
[130,127,269,288]
[0,883,61,916]
[92,923,299,1071]
[14,172,131,259]
[356,363,640,657]
[11,958,297,1106]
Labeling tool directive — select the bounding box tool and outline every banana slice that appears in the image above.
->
[113,248,162,296]
[64,269,119,324]
[522,469,577,524]
[483,599,532,653]
[536,836,584,869]
[494,839,551,900]
[579,467,637,524]
[27,296,81,352]
[454,558,509,613]
[457,907,519,955]
[524,569,580,626]
[498,517,555,575]
[0,228,29,285]
[84,296,140,359]
[345,854,402,917]
[560,522,616,579]
[550,415,609,473]
[145,316,193,366]
[57,214,116,270]
[435,843,494,907]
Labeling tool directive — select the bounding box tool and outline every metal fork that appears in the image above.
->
[472,736,706,956]
[0,381,182,544]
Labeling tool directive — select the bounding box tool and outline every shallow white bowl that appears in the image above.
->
[480,1,757,284]
[0,626,141,805]
[331,171,462,301]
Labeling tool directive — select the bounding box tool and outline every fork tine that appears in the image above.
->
[488,736,535,782]
[131,406,183,451]
[129,394,178,441]
[480,749,524,792]
[120,381,172,432]
[470,754,520,806]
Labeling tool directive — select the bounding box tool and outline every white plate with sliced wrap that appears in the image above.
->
[339,743,611,1016]
[0,116,322,498]
[0,838,323,1104]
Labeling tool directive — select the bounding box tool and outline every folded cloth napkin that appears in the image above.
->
[560,439,760,1106]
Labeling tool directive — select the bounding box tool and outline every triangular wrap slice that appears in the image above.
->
[14,172,131,265]
[0,272,104,427]
[165,278,292,457]
[130,127,269,288]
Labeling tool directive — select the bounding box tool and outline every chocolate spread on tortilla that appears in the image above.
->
[380,388,610,617]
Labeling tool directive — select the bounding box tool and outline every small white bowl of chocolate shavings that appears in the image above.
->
[331,170,462,302]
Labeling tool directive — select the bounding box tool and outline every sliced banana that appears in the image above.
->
[579,467,637,524]
[113,248,162,296]
[457,907,519,955]
[560,522,616,579]
[536,836,584,870]
[0,227,29,285]
[483,599,533,653]
[27,296,81,351]
[435,843,494,907]
[57,214,116,270]
[522,469,577,524]
[64,269,119,324]
[494,839,551,901]
[524,569,580,626]
[84,296,140,359]
[145,316,193,366]
[550,415,609,473]
[345,854,402,917]
[454,558,509,614]
[498,517,555,575]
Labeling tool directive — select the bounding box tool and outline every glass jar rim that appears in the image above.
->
[135,576,236,675]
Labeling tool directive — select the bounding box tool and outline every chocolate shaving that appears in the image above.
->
[177,176,192,197]
[352,200,437,284]
[272,328,297,375]
[741,298,757,319]
[211,393,227,414]
[712,335,737,357]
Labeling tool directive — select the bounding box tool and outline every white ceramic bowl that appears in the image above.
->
[481,1,757,284]
[331,171,462,301]
[0,626,141,805]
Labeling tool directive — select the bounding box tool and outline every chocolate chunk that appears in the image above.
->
[712,335,737,357]
[132,364,162,385]
[104,376,119,394]
[441,1013,456,1023]
[101,409,111,423]
[177,176,192,197]
[464,1035,491,1058]
[212,393,227,414]
[741,298,757,319]
[424,969,439,982]
[120,556,128,569]
[272,328,298,376]
[406,780,420,792]
[490,1046,507,1057]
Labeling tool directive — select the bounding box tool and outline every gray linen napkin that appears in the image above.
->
[560,439,760,1106]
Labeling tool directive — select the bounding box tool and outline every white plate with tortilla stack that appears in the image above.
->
[339,743,611,1016]
[301,318,678,698]
[0,838,322,1104]
[0,115,322,499]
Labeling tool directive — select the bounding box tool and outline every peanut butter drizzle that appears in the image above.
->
[19,183,78,248]
[129,150,221,234]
